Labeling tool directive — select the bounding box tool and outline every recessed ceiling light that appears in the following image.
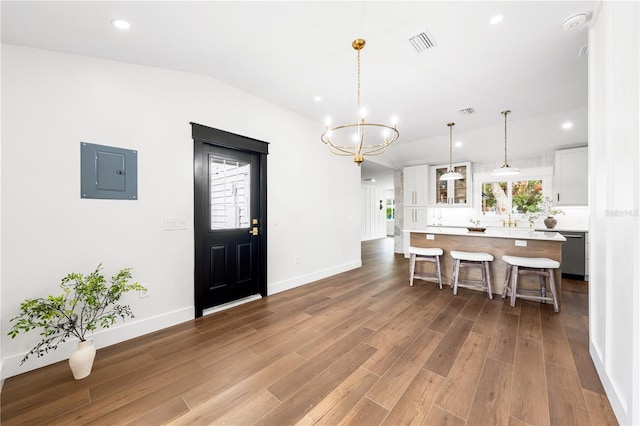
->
[455,141,463,148]
[111,19,131,30]
[314,96,322,102]
[562,13,587,31]
[490,14,504,25]
[562,122,573,130]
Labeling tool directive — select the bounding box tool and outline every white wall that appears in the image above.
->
[0,43,3,385]
[0,45,362,378]
[588,1,640,424]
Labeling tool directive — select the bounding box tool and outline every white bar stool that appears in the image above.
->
[409,247,443,289]
[450,251,494,299]
[501,255,560,312]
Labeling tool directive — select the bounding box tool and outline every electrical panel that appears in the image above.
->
[81,142,137,200]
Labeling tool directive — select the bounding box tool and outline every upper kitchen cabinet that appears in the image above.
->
[554,147,588,206]
[431,162,472,207]
[403,165,429,206]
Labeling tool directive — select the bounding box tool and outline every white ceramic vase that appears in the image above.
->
[69,340,96,380]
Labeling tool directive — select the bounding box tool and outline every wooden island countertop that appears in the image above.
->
[406,227,566,299]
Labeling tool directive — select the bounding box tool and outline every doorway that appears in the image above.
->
[360,161,399,252]
[192,123,268,317]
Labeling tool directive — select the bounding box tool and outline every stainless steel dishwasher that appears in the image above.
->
[559,231,586,279]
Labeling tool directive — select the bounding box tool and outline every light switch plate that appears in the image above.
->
[164,217,187,230]
[515,240,527,247]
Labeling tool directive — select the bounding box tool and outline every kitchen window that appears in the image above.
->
[474,167,553,216]
[482,179,543,214]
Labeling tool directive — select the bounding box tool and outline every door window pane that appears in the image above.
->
[209,156,250,230]
[386,199,395,219]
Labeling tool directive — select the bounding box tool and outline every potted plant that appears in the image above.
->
[468,218,486,232]
[8,264,146,379]
[536,196,565,229]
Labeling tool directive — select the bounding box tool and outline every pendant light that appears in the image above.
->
[440,122,463,180]
[492,110,520,176]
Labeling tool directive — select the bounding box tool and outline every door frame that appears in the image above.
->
[191,122,268,317]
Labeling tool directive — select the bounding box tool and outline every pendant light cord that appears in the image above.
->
[502,110,511,165]
[447,122,455,171]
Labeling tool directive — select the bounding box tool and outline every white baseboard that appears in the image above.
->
[2,262,362,380]
[269,260,361,295]
[590,341,625,424]
[1,306,193,380]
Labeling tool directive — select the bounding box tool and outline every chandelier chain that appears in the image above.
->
[357,49,361,120]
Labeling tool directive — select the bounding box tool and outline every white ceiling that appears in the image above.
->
[1,1,595,186]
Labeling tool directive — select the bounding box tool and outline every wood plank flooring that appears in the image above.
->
[1,238,618,425]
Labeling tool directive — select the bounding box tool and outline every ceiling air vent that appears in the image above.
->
[409,30,437,53]
[578,45,589,57]
[458,107,476,116]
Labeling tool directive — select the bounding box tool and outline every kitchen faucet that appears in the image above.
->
[502,213,518,227]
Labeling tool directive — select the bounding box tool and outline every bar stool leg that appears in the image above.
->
[480,262,487,295]
[409,253,416,286]
[548,268,559,313]
[484,261,493,299]
[502,265,512,299]
[510,265,519,307]
[452,259,460,295]
[435,255,443,289]
[539,275,547,301]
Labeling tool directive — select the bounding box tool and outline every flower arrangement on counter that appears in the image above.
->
[536,196,565,218]
[523,212,540,228]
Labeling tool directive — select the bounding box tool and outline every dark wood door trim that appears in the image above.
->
[191,122,268,318]
[191,122,269,154]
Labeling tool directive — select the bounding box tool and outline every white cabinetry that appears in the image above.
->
[554,147,588,206]
[431,162,472,207]
[403,165,429,206]
[404,207,428,231]
[403,165,429,232]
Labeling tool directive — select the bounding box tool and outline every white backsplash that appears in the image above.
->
[429,205,589,231]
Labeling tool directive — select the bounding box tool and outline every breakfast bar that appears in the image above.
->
[408,227,566,298]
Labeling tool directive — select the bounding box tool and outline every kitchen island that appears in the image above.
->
[407,227,566,298]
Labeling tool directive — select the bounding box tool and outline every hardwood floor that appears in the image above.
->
[1,238,618,425]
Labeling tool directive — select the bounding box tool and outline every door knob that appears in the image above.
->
[249,227,258,236]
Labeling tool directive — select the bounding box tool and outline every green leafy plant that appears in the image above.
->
[8,264,146,364]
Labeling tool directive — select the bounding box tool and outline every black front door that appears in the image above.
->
[192,123,268,317]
